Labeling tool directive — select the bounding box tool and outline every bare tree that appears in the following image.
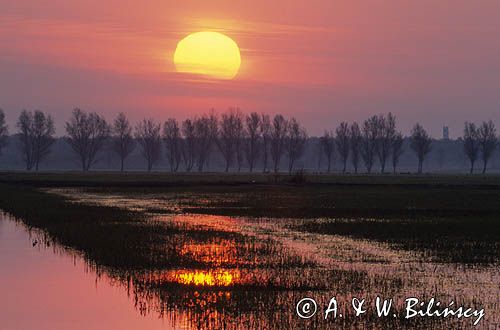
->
[376,113,396,173]
[66,108,110,171]
[31,110,55,171]
[206,111,219,170]
[391,132,404,174]
[16,110,55,171]
[478,120,497,174]
[245,112,261,172]
[112,112,135,171]
[463,122,479,174]
[349,123,362,173]
[320,130,335,172]
[260,114,271,173]
[315,140,324,171]
[181,118,196,172]
[217,109,242,172]
[234,111,245,172]
[270,114,288,173]
[194,113,218,172]
[335,122,350,173]
[286,118,307,173]
[16,110,34,170]
[135,119,161,172]
[163,118,182,172]
[410,123,432,174]
[0,109,8,156]
[361,116,379,173]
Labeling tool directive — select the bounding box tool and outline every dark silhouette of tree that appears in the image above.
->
[0,109,8,156]
[463,122,479,174]
[206,112,219,170]
[30,110,54,171]
[410,123,432,174]
[112,112,135,171]
[335,122,350,173]
[194,112,218,172]
[181,118,196,172]
[320,130,335,173]
[217,109,242,172]
[315,140,323,171]
[349,123,362,173]
[245,112,261,172]
[286,117,307,173]
[163,118,182,172]
[65,108,110,171]
[16,110,34,170]
[16,110,55,171]
[234,110,245,172]
[478,120,497,174]
[270,114,288,173]
[361,116,379,173]
[376,113,396,173]
[135,119,161,172]
[391,132,404,173]
[260,114,271,173]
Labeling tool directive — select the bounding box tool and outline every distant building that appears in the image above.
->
[443,126,449,140]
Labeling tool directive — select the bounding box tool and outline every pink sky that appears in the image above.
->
[1,0,499,136]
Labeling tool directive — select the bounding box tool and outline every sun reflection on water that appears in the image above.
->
[170,270,240,287]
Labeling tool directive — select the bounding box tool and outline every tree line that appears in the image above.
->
[0,107,497,174]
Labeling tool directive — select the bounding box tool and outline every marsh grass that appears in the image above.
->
[1,172,499,329]
[297,217,500,264]
[78,183,500,219]
[0,183,317,271]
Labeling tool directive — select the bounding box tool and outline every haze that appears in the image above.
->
[1,0,499,137]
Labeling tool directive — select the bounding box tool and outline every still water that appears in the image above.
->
[1,197,498,329]
[0,213,177,330]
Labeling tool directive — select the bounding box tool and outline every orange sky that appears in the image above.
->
[1,0,500,136]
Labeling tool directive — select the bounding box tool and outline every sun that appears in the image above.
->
[173,31,241,80]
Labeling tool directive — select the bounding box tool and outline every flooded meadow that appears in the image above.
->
[1,183,499,329]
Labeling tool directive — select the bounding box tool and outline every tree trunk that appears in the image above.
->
[482,160,487,174]
[120,158,124,172]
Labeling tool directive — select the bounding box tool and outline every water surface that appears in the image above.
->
[0,213,177,330]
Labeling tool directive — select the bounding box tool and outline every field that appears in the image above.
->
[0,172,499,329]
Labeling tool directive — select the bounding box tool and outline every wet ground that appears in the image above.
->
[17,187,495,329]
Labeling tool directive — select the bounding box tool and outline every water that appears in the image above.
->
[0,213,176,330]
[2,184,499,330]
